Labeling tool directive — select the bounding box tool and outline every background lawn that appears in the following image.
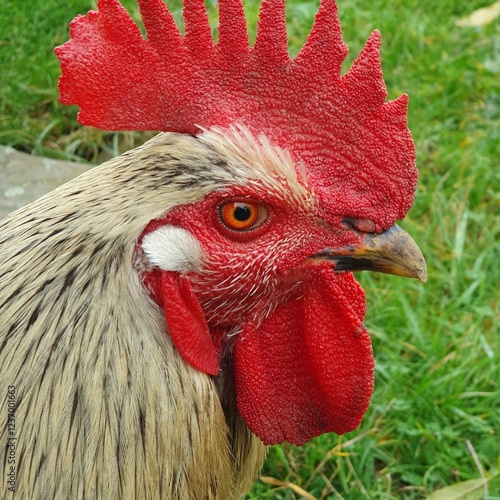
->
[1,0,499,498]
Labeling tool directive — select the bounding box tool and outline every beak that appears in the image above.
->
[315,224,427,282]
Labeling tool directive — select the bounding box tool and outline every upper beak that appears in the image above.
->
[315,224,427,282]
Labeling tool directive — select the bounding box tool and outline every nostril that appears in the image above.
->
[343,218,376,233]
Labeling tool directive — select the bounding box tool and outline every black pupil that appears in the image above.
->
[233,204,252,222]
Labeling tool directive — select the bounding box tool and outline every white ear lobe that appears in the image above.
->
[141,226,205,273]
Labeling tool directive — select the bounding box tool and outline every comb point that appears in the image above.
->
[138,0,183,55]
[381,94,410,121]
[295,0,347,75]
[340,30,386,113]
[183,0,215,57]
[97,0,143,40]
[218,0,249,56]
[254,0,289,64]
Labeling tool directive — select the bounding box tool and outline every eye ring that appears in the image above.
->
[218,200,269,233]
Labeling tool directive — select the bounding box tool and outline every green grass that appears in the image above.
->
[1,0,499,498]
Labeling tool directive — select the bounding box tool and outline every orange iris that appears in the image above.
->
[219,201,266,231]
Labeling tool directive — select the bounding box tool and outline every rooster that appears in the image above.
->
[0,0,426,497]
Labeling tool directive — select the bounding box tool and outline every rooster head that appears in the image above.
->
[56,0,426,446]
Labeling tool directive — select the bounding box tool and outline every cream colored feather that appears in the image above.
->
[0,128,311,498]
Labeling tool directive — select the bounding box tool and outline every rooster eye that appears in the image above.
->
[219,201,268,232]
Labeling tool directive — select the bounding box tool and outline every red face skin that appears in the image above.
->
[141,185,375,446]
[170,189,359,323]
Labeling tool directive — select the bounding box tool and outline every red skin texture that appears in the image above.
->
[161,272,220,376]
[55,0,417,228]
[142,189,375,445]
[56,0,418,444]
[235,268,374,445]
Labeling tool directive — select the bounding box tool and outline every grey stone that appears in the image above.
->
[0,146,93,221]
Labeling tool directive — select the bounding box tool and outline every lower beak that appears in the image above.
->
[315,224,427,282]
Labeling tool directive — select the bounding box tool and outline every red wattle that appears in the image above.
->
[234,267,374,445]
[160,271,220,376]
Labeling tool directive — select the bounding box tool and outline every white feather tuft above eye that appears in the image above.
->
[141,226,205,273]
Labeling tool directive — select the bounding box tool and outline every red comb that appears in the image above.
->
[56,0,417,227]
